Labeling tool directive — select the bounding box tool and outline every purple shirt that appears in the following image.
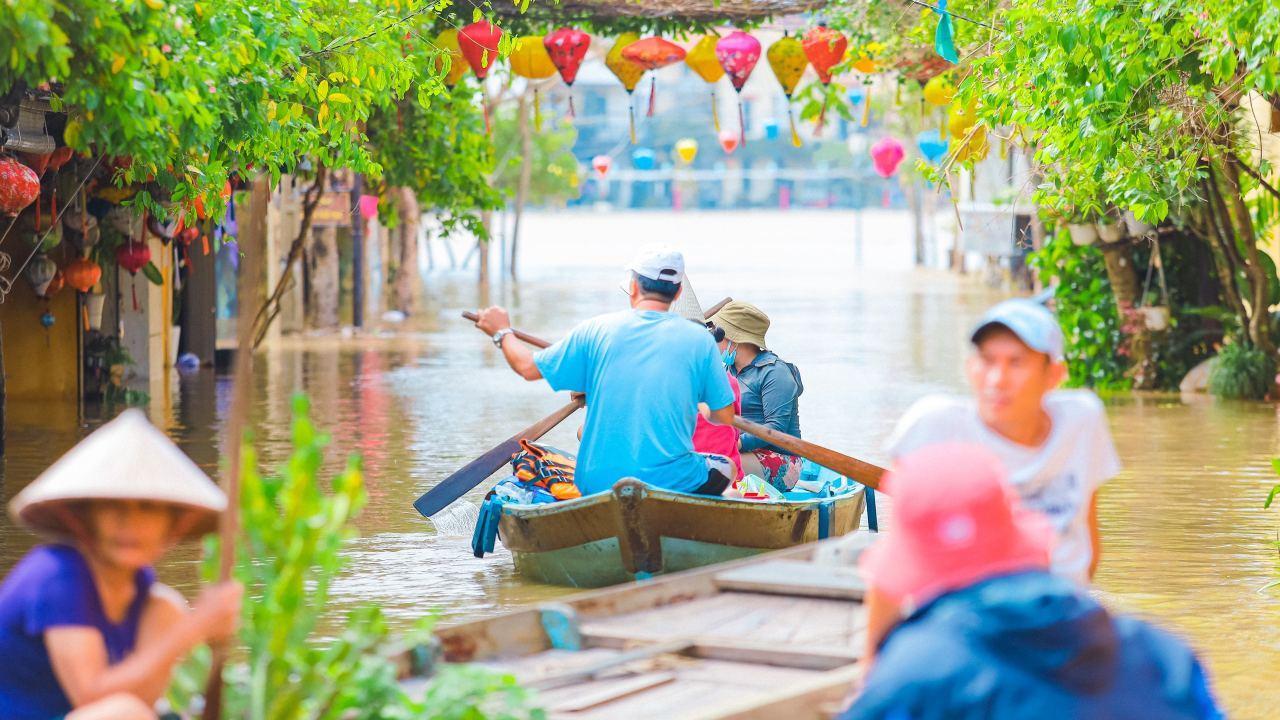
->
[0,544,155,720]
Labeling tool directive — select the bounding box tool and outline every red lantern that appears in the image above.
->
[592,155,612,178]
[622,38,687,117]
[116,240,151,275]
[19,151,51,176]
[718,130,740,155]
[64,256,102,293]
[716,31,762,146]
[0,157,40,216]
[543,27,590,86]
[458,21,503,80]
[47,147,75,173]
[803,25,848,134]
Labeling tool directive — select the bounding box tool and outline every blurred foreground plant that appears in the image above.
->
[170,394,544,719]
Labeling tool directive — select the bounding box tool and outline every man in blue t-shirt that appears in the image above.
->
[474,247,737,496]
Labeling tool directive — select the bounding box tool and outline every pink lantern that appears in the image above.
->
[718,130,740,155]
[870,136,905,178]
[592,155,612,178]
[359,194,379,219]
[715,31,762,146]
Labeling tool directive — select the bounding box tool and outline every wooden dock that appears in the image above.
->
[408,533,874,719]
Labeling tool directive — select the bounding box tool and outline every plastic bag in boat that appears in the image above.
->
[510,440,581,501]
[492,477,558,505]
[734,474,787,500]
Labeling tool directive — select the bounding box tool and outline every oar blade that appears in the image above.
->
[413,439,523,517]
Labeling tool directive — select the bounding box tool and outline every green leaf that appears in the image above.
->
[142,261,163,286]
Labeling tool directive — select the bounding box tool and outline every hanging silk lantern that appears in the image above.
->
[64,256,102,293]
[459,21,503,133]
[916,130,949,164]
[870,136,905,178]
[763,118,780,141]
[41,270,64,300]
[956,126,990,162]
[40,311,55,330]
[632,147,657,170]
[0,157,40,216]
[767,34,808,147]
[606,34,647,144]
[718,130,740,155]
[675,138,698,164]
[803,26,848,134]
[622,37,686,119]
[922,75,955,138]
[25,254,57,297]
[948,100,978,140]
[686,35,725,132]
[511,35,556,79]
[435,30,468,89]
[592,155,612,178]
[715,31,761,146]
[850,42,883,127]
[544,27,591,120]
[116,238,150,275]
[47,146,74,173]
[20,151,52,177]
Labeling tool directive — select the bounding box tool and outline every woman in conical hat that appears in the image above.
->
[0,409,241,720]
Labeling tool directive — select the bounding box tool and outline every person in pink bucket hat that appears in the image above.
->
[840,444,1222,720]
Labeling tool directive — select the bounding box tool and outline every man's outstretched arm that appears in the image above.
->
[475,306,543,381]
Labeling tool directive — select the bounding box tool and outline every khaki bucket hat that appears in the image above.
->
[709,300,770,348]
[9,409,226,542]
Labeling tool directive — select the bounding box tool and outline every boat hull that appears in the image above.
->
[497,478,866,587]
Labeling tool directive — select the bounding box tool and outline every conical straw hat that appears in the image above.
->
[9,409,226,541]
[671,274,706,322]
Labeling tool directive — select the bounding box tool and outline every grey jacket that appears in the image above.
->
[731,350,803,453]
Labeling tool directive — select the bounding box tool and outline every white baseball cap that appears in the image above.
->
[627,246,685,284]
[970,298,1065,361]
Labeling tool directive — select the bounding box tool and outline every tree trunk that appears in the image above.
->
[477,211,491,306]
[511,92,534,279]
[307,225,340,329]
[1222,156,1277,357]
[252,166,326,348]
[1098,241,1158,389]
[392,187,419,314]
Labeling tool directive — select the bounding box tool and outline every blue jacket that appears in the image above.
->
[732,350,803,453]
[841,572,1223,720]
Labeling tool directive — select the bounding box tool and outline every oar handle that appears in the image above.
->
[462,311,552,349]
[730,416,885,491]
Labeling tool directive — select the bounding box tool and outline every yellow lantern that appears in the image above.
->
[511,35,557,131]
[956,126,989,162]
[850,42,884,74]
[685,35,725,131]
[607,33,647,143]
[436,29,468,89]
[922,75,955,106]
[767,34,807,147]
[675,138,698,164]
[948,101,978,140]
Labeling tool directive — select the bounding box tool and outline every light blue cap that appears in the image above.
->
[970,298,1064,361]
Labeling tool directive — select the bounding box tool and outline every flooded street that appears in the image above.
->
[2,210,1278,717]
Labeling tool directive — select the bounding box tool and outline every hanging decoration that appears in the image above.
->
[47,146,74,173]
[19,151,52,176]
[632,147,657,171]
[592,155,612,178]
[117,216,152,311]
[922,75,955,137]
[850,42,884,127]
[64,256,102,293]
[543,27,591,120]
[934,0,959,64]
[511,35,556,130]
[955,127,990,162]
[435,30,468,89]
[715,31,762,147]
[802,25,848,134]
[675,138,699,164]
[0,157,40,216]
[870,136,906,177]
[766,33,808,147]
[763,118,780,140]
[22,193,62,253]
[25,253,57,297]
[622,37,687,118]
[916,131,949,164]
[41,270,64,300]
[685,35,725,132]
[40,311,55,337]
[606,33,647,144]
[718,129,740,155]
[948,100,977,140]
[459,21,504,133]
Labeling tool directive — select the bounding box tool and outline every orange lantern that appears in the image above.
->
[802,26,848,133]
[63,256,102,293]
[621,37,686,117]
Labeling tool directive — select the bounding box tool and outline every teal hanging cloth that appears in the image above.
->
[935,0,959,64]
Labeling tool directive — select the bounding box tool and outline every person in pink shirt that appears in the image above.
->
[693,324,743,481]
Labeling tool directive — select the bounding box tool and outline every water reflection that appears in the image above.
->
[0,210,1277,716]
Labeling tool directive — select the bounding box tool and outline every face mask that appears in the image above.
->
[722,344,737,368]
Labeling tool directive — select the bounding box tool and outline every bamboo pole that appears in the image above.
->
[201,173,267,720]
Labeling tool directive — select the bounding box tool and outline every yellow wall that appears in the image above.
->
[0,276,80,402]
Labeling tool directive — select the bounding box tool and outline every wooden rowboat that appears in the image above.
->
[473,477,867,588]
[408,534,874,719]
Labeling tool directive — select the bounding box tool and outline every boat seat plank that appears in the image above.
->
[544,671,678,713]
[714,560,867,601]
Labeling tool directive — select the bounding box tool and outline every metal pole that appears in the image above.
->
[350,174,364,328]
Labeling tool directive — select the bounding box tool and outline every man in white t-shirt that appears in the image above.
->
[886,298,1121,584]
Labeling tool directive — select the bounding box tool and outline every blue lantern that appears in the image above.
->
[847,87,866,106]
[40,311,55,329]
[763,119,780,141]
[916,130,949,164]
[632,147,657,170]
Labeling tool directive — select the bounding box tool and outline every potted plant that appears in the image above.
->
[1066,218,1099,246]
[1096,209,1126,243]
[1122,209,1155,237]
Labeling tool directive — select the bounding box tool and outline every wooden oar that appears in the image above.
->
[469,320,886,492]
[412,396,585,518]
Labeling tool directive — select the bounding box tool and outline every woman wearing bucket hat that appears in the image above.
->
[707,300,805,491]
[839,443,1222,720]
[0,410,242,720]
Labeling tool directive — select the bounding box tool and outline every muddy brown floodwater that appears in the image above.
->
[1,211,1278,717]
